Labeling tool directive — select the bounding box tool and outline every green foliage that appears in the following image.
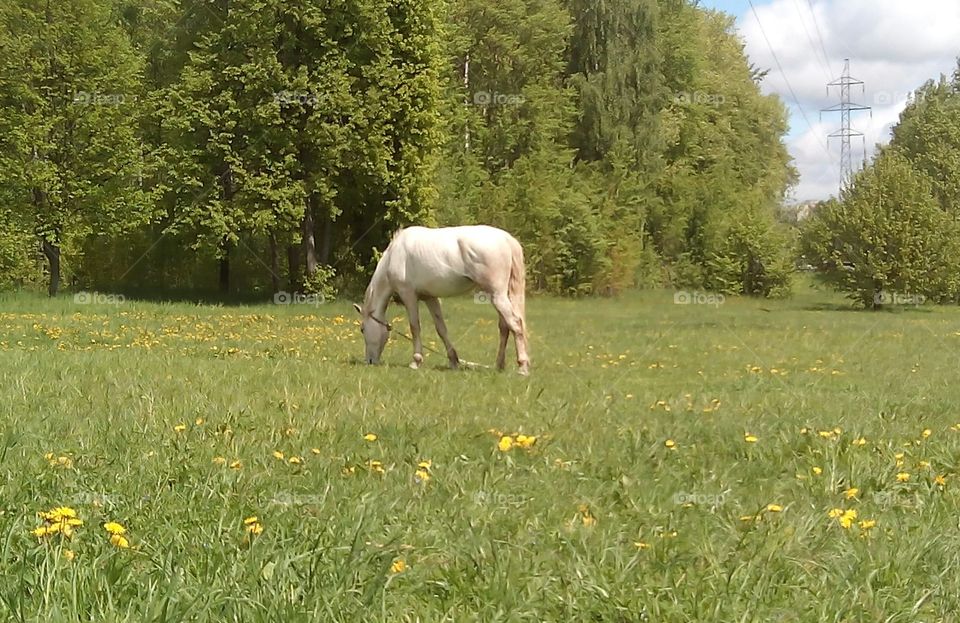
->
[802,149,960,308]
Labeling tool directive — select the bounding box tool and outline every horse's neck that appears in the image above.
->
[364,256,393,319]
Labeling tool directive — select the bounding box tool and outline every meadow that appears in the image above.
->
[2,282,960,622]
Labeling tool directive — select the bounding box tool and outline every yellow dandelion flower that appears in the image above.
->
[498,435,514,452]
[828,508,844,519]
[195,417,204,426]
[852,437,867,446]
[859,519,876,530]
[839,509,858,529]
[173,423,186,433]
[414,469,431,483]
[243,516,259,525]
[110,534,130,548]
[63,549,75,561]
[918,460,931,469]
[744,433,758,443]
[582,515,596,527]
[634,541,650,549]
[935,474,947,486]
[288,456,303,465]
[844,487,859,500]
[921,428,932,439]
[103,522,126,535]
[229,460,242,469]
[766,504,783,513]
[664,439,676,449]
[417,460,432,470]
[363,433,378,442]
[812,466,823,475]
[272,450,285,460]
[368,460,385,475]
[896,472,910,482]
[390,559,407,574]
[515,435,537,449]
[31,526,50,538]
[212,456,227,466]
[311,448,321,455]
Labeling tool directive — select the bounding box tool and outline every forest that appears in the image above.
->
[0,0,803,300]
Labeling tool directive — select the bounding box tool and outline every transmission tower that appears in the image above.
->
[821,59,871,191]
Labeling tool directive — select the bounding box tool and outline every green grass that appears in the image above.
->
[2,282,960,621]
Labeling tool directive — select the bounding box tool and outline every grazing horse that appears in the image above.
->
[353,225,530,375]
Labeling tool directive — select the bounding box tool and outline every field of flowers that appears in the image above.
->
[2,286,960,621]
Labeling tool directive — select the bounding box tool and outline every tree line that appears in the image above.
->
[0,0,796,299]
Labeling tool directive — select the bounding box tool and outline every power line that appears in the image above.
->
[792,0,831,80]
[805,0,834,75]
[747,0,835,163]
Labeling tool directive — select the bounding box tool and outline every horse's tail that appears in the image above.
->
[508,236,526,335]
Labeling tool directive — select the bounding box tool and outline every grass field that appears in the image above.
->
[2,282,960,621]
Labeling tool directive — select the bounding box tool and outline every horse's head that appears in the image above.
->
[353,303,390,364]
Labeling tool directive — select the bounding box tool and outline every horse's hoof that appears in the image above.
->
[409,361,421,370]
[518,362,530,376]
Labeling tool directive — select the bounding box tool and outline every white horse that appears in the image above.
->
[353,225,530,375]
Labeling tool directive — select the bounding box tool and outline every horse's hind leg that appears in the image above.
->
[491,292,529,375]
[424,297,459,369]
[496,316,509,370]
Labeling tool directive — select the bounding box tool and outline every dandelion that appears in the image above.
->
[935,474,947,486]
[744,433,758,443]
[110,534,130,548]
[852,437,867,447]
[498,435,514,452]
[63,549,75,561]
[844,487,859,500]
[311,448,321,455]
[195,417,204,426]
[243,516,264,536]
[921,428,932,439]
[634,541,650,549]
[229,460,242,469]
[664,439,676,450]
[103,522,126,535]
[766,504,783,513]
[368,460,385,475]
[515,434,537,449]
[918,460,931,469]
[212,456,227,466]
[417,460,432,470]
[390,559,406,574]
[363,433,378,442]
[272,450,285,460]
[288,456,303,465]
[859,519,877,531]
[173,423,186,433]
[812,466,823,475]
[896,472,910,483]
[415,469,431,483]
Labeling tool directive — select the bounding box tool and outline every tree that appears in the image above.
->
[0,0,147,295]
[801,148,960,308]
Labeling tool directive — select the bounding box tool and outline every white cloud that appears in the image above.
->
[734,0,960,201]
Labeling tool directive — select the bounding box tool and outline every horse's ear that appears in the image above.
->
[352,303,363,315]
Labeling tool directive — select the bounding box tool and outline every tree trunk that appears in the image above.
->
[302,196,318,281]
[42,239,61,297]
[287,245,301,292]
[218,238,230,295]
[269,234,281,294]
[318,213,333,265]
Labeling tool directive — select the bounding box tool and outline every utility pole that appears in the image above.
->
[821,59,871,192]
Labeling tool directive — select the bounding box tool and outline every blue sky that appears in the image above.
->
[685,0,960,201]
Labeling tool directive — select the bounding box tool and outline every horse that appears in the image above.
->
[353,225,530,375]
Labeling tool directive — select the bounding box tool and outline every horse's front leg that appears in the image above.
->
[424,297,459,369]
[400,293,424,369]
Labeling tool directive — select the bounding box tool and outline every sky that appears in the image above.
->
[697,0,960,201]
